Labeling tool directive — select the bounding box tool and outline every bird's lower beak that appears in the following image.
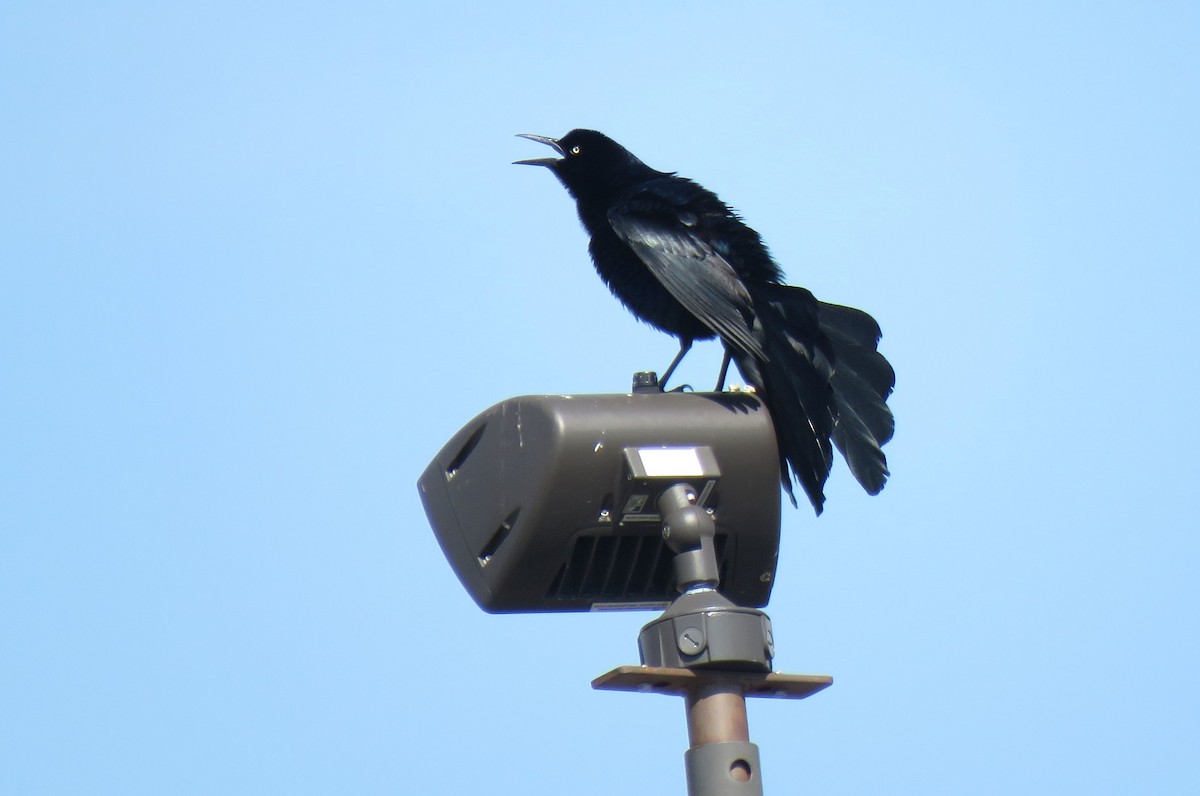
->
[513,133,564,167]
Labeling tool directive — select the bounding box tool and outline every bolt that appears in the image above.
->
[677,626,706,656]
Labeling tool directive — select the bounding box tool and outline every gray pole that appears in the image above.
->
[594,667,830,795]
[684,681,761,795]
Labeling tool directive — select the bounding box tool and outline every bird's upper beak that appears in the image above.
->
[513,133,563,167]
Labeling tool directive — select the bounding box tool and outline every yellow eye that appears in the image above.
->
[570,145,582,155]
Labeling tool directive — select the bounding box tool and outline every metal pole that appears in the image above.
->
[594,667,831,795]
[684,681,762,796]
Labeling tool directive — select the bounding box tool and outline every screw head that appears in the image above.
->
[677,626,706,655]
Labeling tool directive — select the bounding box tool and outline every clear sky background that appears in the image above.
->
[3,2,1198,793]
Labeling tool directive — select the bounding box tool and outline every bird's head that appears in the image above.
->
[514,129,659,202]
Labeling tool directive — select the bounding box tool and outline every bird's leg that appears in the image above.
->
[658,338,693,391]
[714,349,732,392]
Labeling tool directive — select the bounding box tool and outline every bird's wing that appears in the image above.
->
[608,198,765,360]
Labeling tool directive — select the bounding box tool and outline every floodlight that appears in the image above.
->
[417,379,835,796]
[417,388,781,613]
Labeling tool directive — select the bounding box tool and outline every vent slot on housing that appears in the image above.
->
[547,532,729,603]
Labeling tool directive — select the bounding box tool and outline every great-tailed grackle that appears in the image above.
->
[516,129,894,514]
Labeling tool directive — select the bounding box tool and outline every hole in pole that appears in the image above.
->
[729,759,752,782]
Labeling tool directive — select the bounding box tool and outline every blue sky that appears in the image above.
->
[3,2,1197,793]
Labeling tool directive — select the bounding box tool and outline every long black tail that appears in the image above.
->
[736,285,893,513]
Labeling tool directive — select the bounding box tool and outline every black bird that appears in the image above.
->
[516,129,894,514]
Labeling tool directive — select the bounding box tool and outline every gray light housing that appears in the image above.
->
[417,391,782,613]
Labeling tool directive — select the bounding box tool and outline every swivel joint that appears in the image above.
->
[658,484,719,592]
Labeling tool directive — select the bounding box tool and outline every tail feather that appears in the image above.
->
[819,301,895,495]
[816,302,882,347]
[730,289,894,513]
[819,303,895,396]
[830,368,891,494]
[739,284,836,513]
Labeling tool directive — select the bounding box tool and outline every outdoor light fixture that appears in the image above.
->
[417,388,782,613]
[417,379,833,796]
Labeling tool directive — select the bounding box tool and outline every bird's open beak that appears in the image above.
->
[513,133,564,167]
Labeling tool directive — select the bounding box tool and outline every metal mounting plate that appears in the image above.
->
[592,665,832,699]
